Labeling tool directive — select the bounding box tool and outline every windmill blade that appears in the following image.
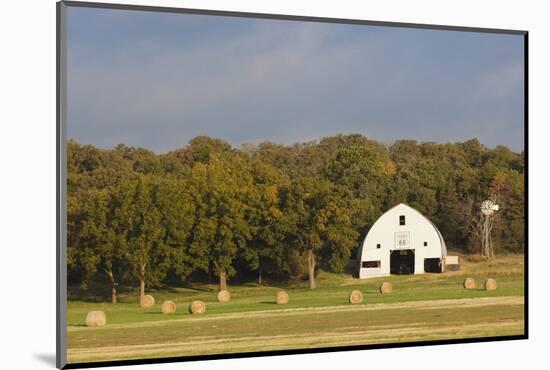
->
[480,200,496,215]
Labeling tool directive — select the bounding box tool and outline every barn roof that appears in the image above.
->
[419,211,448,257]
[393,203,448,256]
[360,203,447,256]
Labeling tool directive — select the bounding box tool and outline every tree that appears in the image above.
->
[317,186,361,274]
[241,159,292,285]
[154,178,197,281]
[324,144,395,213]
[66,134,526,299]
[112,177,166,300]
[170,136,233,165]
[284,178,320,288]
[67,189,122,303]
[123,147,163,175]
[188,155,253,290]
[285,178,359,288]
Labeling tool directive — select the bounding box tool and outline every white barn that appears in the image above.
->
[357,203,447,279]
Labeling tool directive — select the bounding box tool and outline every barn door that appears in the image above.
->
[390,249,415,275]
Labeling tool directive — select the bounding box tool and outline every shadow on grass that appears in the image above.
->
[143,312,193,317]
[164,286,213,293]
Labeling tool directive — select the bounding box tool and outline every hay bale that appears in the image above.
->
[140,294,155,308]
[189,300,206,314]
[85,311,106,327]
[379,282,393,294]
[463,278,476,289]
[217,289,231,303]
[161,300,177,314]
[349,290,363,304]
[276,291,289,305]
[484,278,497,291]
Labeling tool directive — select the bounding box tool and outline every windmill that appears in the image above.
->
[480,199,499,258]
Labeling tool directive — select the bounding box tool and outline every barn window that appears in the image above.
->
[362,261,381,268]
[376,243,381,249]
[399,215,406,225]
[424,241,428,247]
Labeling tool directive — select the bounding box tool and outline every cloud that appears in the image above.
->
[473,62,524,99]
[67,10,524,152]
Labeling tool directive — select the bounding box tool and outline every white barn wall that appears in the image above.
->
[358,203,446,278]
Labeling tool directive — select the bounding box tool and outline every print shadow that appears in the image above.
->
[33,353,56,366]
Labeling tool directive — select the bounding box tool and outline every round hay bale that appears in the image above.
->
[379,282,393,294]
[349,290,363,304]
[484,278,497,291]
[85,311,106,327]
[217,289,231,303]
[161,300,177,314]
[140,294,155,308]
[463,278,476,289]
[276,291,289,305]
[189,300,206,314]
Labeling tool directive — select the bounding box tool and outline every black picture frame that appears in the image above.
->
[57,1,528,368]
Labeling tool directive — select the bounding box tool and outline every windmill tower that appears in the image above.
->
[480,200,499,258]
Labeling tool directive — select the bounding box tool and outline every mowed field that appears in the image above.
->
[66,255,525,364]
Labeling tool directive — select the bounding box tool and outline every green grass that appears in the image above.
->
[66,255,525,363]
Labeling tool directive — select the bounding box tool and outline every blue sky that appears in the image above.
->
[67,6,525,153]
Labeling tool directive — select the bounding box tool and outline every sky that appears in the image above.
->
[66,6,525,153]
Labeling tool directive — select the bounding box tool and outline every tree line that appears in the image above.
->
[67,134,525,302]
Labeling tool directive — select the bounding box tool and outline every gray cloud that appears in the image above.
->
[67,14,524,153]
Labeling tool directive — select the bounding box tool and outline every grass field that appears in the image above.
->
[66,255,525,364]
